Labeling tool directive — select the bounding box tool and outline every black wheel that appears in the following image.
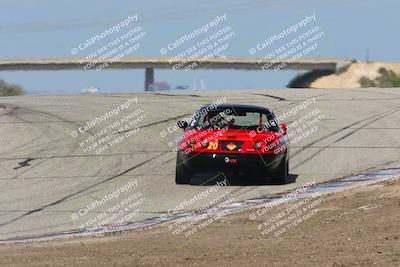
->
[272,154,290,184]
[175,153,191,184]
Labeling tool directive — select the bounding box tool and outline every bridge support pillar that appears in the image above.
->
[144,68,154,91]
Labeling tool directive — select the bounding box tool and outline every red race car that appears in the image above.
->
[175,104,290,184]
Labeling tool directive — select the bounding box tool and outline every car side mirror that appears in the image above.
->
[177,120,188,129]
[280,123,287,135]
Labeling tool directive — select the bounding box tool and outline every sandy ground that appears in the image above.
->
[0,177,399,267]
[311,62,400,88]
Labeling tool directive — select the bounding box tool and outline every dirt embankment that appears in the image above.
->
[0,178,399,266]
[289,62,400,88]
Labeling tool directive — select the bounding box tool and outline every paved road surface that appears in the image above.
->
[0,88,399,241]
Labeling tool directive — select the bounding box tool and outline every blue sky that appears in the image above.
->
[0,0,398,94]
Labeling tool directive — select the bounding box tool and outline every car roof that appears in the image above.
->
[198,103,273,114]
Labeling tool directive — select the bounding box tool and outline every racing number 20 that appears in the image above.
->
[207,141,218,150]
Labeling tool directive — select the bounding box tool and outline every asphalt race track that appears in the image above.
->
[0,88,399,241]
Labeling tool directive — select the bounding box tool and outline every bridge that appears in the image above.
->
[0,57,352,90]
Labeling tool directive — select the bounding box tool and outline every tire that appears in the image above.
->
[272,154,289,184]
[175,153,191,184]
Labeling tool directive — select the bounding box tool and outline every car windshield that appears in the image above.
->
[189,107,279,131]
